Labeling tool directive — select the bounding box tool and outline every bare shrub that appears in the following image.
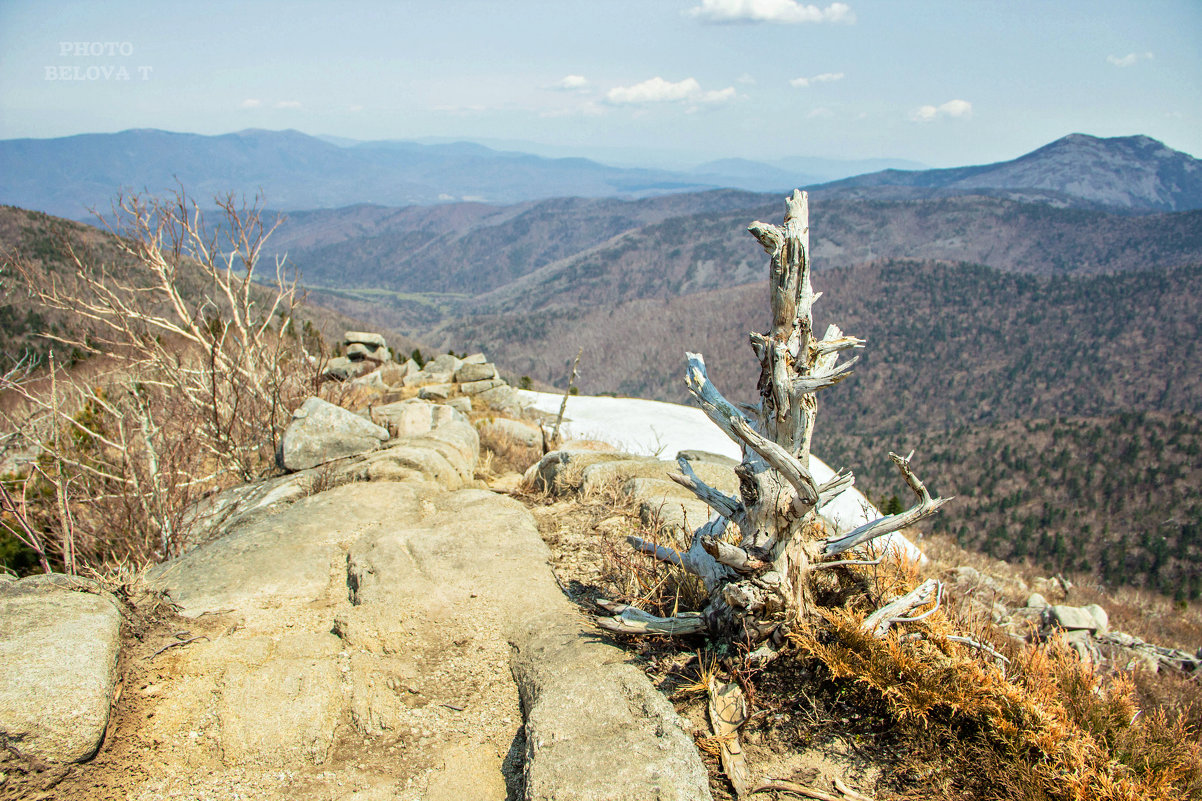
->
[0,191,322,572]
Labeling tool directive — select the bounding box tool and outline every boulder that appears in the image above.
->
[447,396,473,413]
[418,383,455,401]
[1083,603,1109,632]
[323,355,370,381]
[427,353,463,374]
[347,368,387,393]
[377,361,409,387]
[372,400,437,437]
[344,331,387,349]
[455,362,498,383]
[462,352,488,365]
[0,574,122,763]
[345,342,373,361]
[1049,604,1107,632]
[459,378,505,396]
[579,457,739,498]
[1026,592,1049,608]
[479,418,543,449]
[403,368,455,388]
[476,384,522,414]
[277,397,390,472]
[624,477,715,539]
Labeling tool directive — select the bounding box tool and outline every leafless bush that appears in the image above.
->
[0,191,322,572]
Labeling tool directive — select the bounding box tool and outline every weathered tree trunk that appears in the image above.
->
[599,190,949,646]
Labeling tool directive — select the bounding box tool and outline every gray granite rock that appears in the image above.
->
[344,331,387,349]
[455,362,498,383]
[460,378,505,396]
[479,418,542,449]
[427,353,463,374]
[0,574,122,763]
[511,613,713,801]
[1050,604,1107,632]
[277,397,390,472]
[418,383,455,401]
[403,368,454,388]
[323,355,371,381]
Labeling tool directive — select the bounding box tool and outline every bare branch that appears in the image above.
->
[861,579,941,638]
[816,470,855,509]
[823,452,950,556]
[812,555,883,571]
[670,456,740,519]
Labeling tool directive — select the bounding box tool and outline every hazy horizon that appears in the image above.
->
[1,1,1198,168]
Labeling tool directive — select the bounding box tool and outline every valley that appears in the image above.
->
[4,132,1202,601]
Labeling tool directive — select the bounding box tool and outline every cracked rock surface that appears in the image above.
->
[14,401,713,800]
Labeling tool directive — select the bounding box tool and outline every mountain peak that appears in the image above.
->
[824,133,1202,211]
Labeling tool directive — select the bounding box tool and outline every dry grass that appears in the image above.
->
[474,418,543,478]
[788,559,1202,801]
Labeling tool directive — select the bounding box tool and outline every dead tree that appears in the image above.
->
[599,190,949,646]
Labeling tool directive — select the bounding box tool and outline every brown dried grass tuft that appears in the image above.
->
[789,561,1202,801]
[475,420,543,478]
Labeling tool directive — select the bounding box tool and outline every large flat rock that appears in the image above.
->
[0,574,122,763]
[130,478,711,799]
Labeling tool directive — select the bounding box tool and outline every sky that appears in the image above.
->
[0,0,1198,168]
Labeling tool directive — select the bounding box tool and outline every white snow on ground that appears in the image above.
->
[518,390,924,562]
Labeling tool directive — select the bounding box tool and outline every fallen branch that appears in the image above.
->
[899,631,1011,666]
[861,579,941,638]
[594,599,705,636]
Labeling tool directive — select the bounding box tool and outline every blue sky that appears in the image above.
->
[0,0,1197,167]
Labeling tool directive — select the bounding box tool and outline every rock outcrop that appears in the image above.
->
[322,336,523,417]
[2,394,712,799]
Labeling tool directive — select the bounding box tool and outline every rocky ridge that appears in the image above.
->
[2,347,1198,799]
[0,352,707,800]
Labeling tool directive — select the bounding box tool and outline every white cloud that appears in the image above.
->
[239,98,262,109]
[1107,51,1154,68]
[689,0,855,24]
[607,76,701,104]
[604,76,737,107]
[348,104,364,112]
[807,106,834,118]
[701,86,737,103]
[736,72,757,85]
[790,72,844,88]
[910,98,972,122]
[553,74,590,90]
[274,100,302,109]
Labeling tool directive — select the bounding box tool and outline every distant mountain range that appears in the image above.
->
[823,134,1202,212]
[1,128,1199,218]
[269,191,1202,303]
